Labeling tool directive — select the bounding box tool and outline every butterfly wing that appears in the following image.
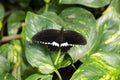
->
[32,28,87,52]
[60,46,72,52]
[32,29,60,51]
[63,30,87,45]
[59,30,86,52]
[32,29,59,43]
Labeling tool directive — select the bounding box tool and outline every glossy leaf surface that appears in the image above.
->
[59,0,111,8]
[24,7,96,74]
[60,7,96,62]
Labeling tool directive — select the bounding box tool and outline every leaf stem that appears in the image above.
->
[44,3,49,13]
[54,50,61,66]
[54,69,62,80]
[54,50,62,80]
[0,34,21,43]
[43,0,50,13]
[72,64,77,70]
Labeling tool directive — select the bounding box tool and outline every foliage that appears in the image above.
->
[0,0,120,80]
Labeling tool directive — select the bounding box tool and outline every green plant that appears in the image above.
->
[0,0,120,80]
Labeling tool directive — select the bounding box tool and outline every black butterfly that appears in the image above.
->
[32,28,87,52]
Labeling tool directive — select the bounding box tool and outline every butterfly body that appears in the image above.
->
[32,28,86,52]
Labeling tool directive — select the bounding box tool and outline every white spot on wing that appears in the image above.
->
[51,41,59,47]
[33,41,75,47]
[61,42,69,47]
[60,42,74,47]
[34,41,59,47]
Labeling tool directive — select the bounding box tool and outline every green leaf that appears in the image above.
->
[0,3,5,20]
[8,10,25,23]
[24,7,97,73]
[110,0,120,14]
[11,40,23,55]
[87,0,120,55]
[10,40,23,80]
[96,0,120,54]
[24,12,71,75]
[26,74,52,80]
[59,7,96,62]
[59,0,111,8]
[50,50,65,68]
[25,41,55,74]
[0,55,10,75]
[97,16,120,53]
[0,74,16,80]
[0,40,23,80]
[8,10,25,36]
[25,12,61,40]
[0,44,13,58]
[24,7,97,74]
[24,12,58,74]
[70,52,120,80]
[0,41,22,63]
[71,1,120,79]
[42,12,65,27]
[60,54,72,68]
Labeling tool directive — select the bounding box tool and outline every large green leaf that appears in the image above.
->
[23,12,71,73]
[25,12,61,40]
[41,12,72,68]
[71,52,120,80]
[24,12,71,76]
[86,0,120,55]
[59,7,96,62]
[24,7,97,75]
[59,0,111,8]
[71,0,120,79]
[25,41,55,74]
[24,12,61,74]
[42,12,65,27]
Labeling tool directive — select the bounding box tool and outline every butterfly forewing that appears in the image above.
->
[32,29,60,43]
[63,30,87,45]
